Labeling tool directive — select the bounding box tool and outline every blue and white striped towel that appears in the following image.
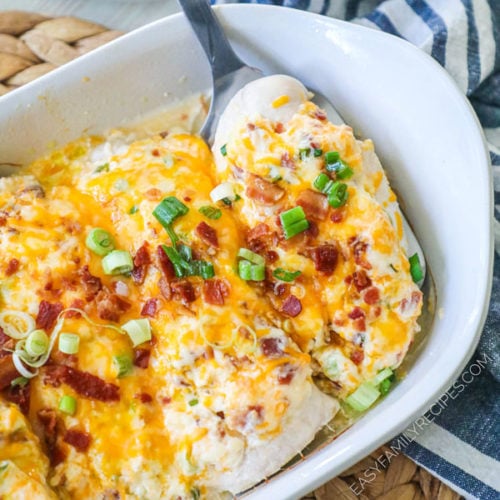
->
[215,2,500,498]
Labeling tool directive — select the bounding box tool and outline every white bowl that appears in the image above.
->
[0,5,493,499]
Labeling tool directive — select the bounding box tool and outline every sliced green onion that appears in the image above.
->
[102,250,133,275]
[121,319,152,347]
[280,206,306,227]
[238,261,265,281]
[273,268,301,282]
[191,487,201,500]
[10,376,29,387]
[162,245,187,277]
[268,165,282,183]
[345,382,380,412]
[113,354,133,378]
[114,179,129,192]
[58,333,80,355]
[188,260,215,279]
[129,205,139,215]
[313,148,323,157]
[379,378,393,396]
[25,329,49,357]
[313,173,330,192]
[327,182,349,208]
[298,147,310,160]
[153,197,189,228]
[199,206,222,220]
[189,399,198,406]
[371,367,393,386]
[238,248,265,265]
[335,162,354,180]
[220,144,227,156]
[210,182,235,203]
[85,228,115,256]
[94,163,109,173]
[282,219,309,239]
[0,310,35,340]
[178,244,193,263]
[409,253,424,283]
[324,151,340,165]
[59,395,77,415]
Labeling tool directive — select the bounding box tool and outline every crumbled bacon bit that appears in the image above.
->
[348,307,365,320]
[133,348,151,369]
[171,281,196,306]
[43,365,120,402]
[265,250,279,263]
[159,131,169,138]
[216,411,225,419]
[246,223,272,254]
[353,317,366,331]
[273,282,289,297]
[36,300,63,331]
[330,209,344,223]
[352,270,372,292]
[141,298,158,317]
[196,221,219,248]
[158,277,171,301]
[4,382,30,414]
[314,109,327,121]
[277,364,297,385]
[135,392,153,403]
[280,151,295,169]
[152,149,160,157]
[0,356,18,390]
[304,220,319,239]
[50,351,78,368]
[144,188,162,201]
[350,349,364,365]
[325,330,345,347]
[37,409,58,441]
[363,286,380,305]
[246,175,285,205]
[131,242,151,285]
[65,299,85,317]
[156,245,175,280]
[5,258,19,276]
[308,244,338,275]
[281,295,302,317]
[161,396,172,405]
[95,290,131,322]
[78,265,102,301]
[247,122,256,131]
[63,428,91,452]
[400,291,422,314]
[274,122,284,133]
[296,189,329,221]
[350,238,372,270]
[202,279,229,306]
[260,338,284,358]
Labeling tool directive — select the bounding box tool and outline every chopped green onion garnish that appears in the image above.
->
[153,197,189,228]
[59,395,77,415]
[324,151,340,165]
[273,268,302,282]
[189,399,198,406]
[199,206,222,220]
[188,260,215,279]
[162,245,187,277]
[121,319,152,347]
[327,182,349,208]
[371,368,393,386]
[335,162,354,180]
[58,333,80,355]
[178,244,192,263]
[94,163,109,173]
[210,182,235,203]
[313,148,323,157]
[129,205,139,215]
[113,354,133,378]
[379,378,393,396]
[85,228,115,256]
[191,487,201,500]
[298,147,310,160]
[25,329,49,357]
[238,260,265,281]
[234,194,241,202]
[409,253,424,283]
[313,173,330,192]
[280,206,306,226]
[102,250,134,275]
[221,197,233,206]
[345,382,380,412]
[114,179,129,192]
[279,207,310,240]
[238,248,265,266]
[10,376,29,388]
[220,144,227,156]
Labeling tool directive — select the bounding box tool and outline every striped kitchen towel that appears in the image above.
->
[216,1,500,498]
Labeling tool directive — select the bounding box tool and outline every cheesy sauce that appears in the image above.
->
[0,75,421,499]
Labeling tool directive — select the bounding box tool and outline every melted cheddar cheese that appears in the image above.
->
[0,75,421,499]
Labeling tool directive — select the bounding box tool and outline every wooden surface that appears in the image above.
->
[0,10,463,500]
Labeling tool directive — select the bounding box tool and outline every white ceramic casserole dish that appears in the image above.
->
[0,5,493,499]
